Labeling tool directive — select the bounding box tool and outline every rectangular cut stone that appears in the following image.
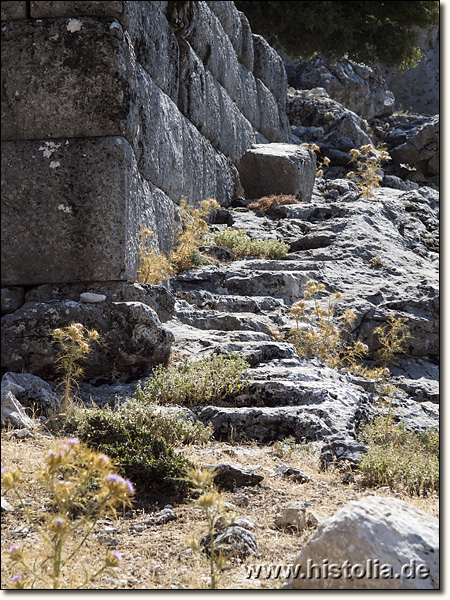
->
[1,18,137,141]
[121,1,179,103]
[1,17,239,206]
[1,137,177,286]
[206,1,254,70]
[1,2,27,20]
[30,1,123,18]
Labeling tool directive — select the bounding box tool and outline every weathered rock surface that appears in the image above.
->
[206,463,264,490]
[286,55,393,120]
[164,182,438,447]
[2,372,59,415]
[24,281,176,323]
[282,496,439,589]
[379,27,439,116]
[372,114,439,186]
[1,300,172,378]
[238,144,316,201]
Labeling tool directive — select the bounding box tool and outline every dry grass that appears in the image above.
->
[1,431,439,590]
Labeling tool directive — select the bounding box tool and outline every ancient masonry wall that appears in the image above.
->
[1,1,291,286]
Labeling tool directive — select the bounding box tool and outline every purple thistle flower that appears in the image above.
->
[106,473,124,487]
[124,479,135,495]
[1,467,6,474]
[11,575,20,582]
[8,544,22,554]
[111,550,122,562]
[66,437,80,446]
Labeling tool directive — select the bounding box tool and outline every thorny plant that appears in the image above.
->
[137,228,173,285]
[301,143,331,177]
[1,439,134,589]
[137,197,220,285]
[347,144,391,199]
[288,281,414,438]
[359,418,439,496]
[188,468,235,590]
[51,324,99,414]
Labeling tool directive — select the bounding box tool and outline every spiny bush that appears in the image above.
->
[137,198,220,285]
[137,227,173,285]
[347,145,391,199]
[170,198,220,273]
[288,280,410,380]
[188,468,236,590]
[358,418,439,496]
[63,399,214,448]
[1,439,133,589]
[51,323,99,414]
[301,143,330,177]
[207,228,289,260]
[135,354,249,408]
[247,194,299,216]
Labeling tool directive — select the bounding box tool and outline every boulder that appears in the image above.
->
[1,391,35,430]
[2,372,59,415]
[24,282,175,323]
[1,287,24,315]
[206,463,264,490]
[201,524,258,559]
[1,299,172,378]
[282,496,439,589]
[286,55,393,120]
[274,502,319,531]
[238,143,316,201]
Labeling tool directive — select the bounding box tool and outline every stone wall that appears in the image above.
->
[1,1,290,286]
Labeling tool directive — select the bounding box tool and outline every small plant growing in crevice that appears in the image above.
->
[135,354,249,408]
[247,194,299,216]
[188,468,235,590]
[1,439,134,589]
[347,144,391,199]
[207,228,289,260]
[51,323,99,414]
[301,143,331,177]
[137,198,220,285]
[137,227,173,285]
[170,197,220,273]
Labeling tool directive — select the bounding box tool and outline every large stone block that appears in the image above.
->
[30,1,123,18]
[256,79,291,143]
[121,1,179,103]
[238,144,316,201]
[1,2,27,20]
[206,1,254,70]
[252,34,288,109]
[1,17,137,141]
[1,137,177,286]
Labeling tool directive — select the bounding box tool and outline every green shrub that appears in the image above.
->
[358,418,439,496]
[207,228,289,260]
[64,399,214,447]
[63,406,194,498]
[135,354,249,408]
